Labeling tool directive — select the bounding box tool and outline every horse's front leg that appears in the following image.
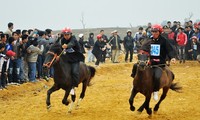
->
[144,94,152,116]
[62,88,71,106]
[129,87,138,111]
[137,93,152,115]
[46,84,60,110]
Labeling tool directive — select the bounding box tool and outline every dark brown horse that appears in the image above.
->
[129,54,181,116]
[43,43,96,113]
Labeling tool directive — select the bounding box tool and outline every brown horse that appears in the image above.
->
[43,43,96,113]
[129,54,181,116]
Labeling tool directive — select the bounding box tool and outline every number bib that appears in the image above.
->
[150,44,160,56]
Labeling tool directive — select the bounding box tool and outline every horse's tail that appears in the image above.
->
[170,82,182,92]
[87,66,96,86]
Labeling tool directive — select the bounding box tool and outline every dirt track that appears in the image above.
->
[0,60,200,120]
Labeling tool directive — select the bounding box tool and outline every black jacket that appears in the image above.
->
[61,36,84,63]
[124,35,134,49]
[140,35,175,65]
[92,40,104,56]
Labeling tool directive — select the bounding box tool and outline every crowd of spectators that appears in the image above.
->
[0,20,200,90]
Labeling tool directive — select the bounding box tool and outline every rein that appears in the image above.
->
[43,49,65,68]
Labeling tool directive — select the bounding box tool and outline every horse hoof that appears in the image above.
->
[153,111,158,114]
[68,110,72,114]
[75,105,79,110]
[47,105,51,111]
[136,111,142,115]
[130,106,135,111]
[148,114,152,119]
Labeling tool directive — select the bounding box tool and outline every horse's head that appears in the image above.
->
[43,43,62,69]
[137,54,149,70]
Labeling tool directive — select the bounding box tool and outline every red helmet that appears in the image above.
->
[61,27,72,34]
[151,24,163,33]
[97,34,102,39]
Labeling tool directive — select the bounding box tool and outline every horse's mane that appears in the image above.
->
[49,43,62,54]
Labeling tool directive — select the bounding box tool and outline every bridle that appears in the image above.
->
[43,51,58,68]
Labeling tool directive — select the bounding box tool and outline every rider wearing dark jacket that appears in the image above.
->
[131,24,176,101]
[61,27,85,95]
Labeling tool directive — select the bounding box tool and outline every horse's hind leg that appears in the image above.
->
[76,81,87,109]
[154,87,169,113]
[46,84,60,110]
[129,87,138,111]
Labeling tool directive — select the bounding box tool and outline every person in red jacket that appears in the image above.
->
[176,27,188,63]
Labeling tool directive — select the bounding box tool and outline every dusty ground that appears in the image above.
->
[0,58,200,120]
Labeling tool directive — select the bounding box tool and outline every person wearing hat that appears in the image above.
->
[78,33,87,54]
[61,27,85,95]
[176,27,188,63]
[188,36,200,60]
[131,24,176,101]
[109,30,123,63]
[123,30,134,62]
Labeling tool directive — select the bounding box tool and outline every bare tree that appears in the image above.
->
[129,23,133,28]
[184,12,194,22]
[80,12,86,29]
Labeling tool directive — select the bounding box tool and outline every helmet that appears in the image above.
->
[61,27,72,34]
[151,24,163,33]
[97,34,102,39]
[78,33,84,38]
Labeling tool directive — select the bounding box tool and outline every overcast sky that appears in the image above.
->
[0,0,200,31]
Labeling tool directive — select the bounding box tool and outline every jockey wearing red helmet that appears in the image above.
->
[131,24,176,101]
[61,27,85,95]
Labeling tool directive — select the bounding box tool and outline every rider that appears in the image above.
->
[61,27,85,95]
[131,24,176,101]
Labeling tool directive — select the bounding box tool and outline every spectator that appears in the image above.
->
[145,22,152,38]
[27,39,42,82]
[92,34,105,67]
[86,33,95,63]
[176,27,188,63]
[100,30,108,63]
[0,43,6,90]
[18,34,29,82]
[134,27,144,52]
[37,31,47,80]
[188,36,200,60]
[78,33,86,54]
[123,30,134,62]
[185,26,195,60]
[4,22,14,37]
[109,30,123,63]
